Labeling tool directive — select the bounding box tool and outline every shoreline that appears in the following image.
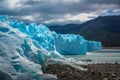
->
[45,63,120,80]
[102,47,120,49]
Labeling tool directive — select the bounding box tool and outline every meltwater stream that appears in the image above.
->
[64,49,120,64]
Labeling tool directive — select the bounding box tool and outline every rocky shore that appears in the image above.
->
[45,63,120,80]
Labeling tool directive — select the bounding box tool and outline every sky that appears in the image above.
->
[0,0,120,25]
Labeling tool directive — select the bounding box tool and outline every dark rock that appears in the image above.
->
[45,64,120,80]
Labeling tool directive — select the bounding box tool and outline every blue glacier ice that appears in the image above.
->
[87,40,102,51]
[0,15,102,80]
[54,34,87,55]
[7,17,102,55]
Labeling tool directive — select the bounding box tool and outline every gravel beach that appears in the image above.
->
[45,63,120,80]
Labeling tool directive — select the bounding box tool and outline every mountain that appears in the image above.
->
[48,15,120,47]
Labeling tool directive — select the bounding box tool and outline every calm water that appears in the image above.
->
[64,49,120,64]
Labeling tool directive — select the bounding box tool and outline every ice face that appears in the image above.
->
[87,40,102,51]
[0,16,101,80]
[54,34,87,55]
[7,20,102,55]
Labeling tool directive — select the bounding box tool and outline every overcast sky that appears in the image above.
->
[0,0,120,25]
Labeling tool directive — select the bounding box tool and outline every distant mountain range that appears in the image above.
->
[48,15,120,47]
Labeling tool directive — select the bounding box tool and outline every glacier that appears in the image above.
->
[0,15,102,80]
[7,17,102,55]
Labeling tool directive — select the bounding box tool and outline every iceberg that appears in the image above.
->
[0,15,102,80]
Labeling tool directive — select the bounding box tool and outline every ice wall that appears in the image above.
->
[6,16,102,55]
[87,40,102,51]
[54,34,87,55]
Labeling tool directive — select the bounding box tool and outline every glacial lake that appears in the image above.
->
[64,49,120,64]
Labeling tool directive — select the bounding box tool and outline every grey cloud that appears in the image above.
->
[85,0,120,5]
[0,0,120,25]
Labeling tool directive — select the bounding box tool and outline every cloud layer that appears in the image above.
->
[0,0,120,25]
